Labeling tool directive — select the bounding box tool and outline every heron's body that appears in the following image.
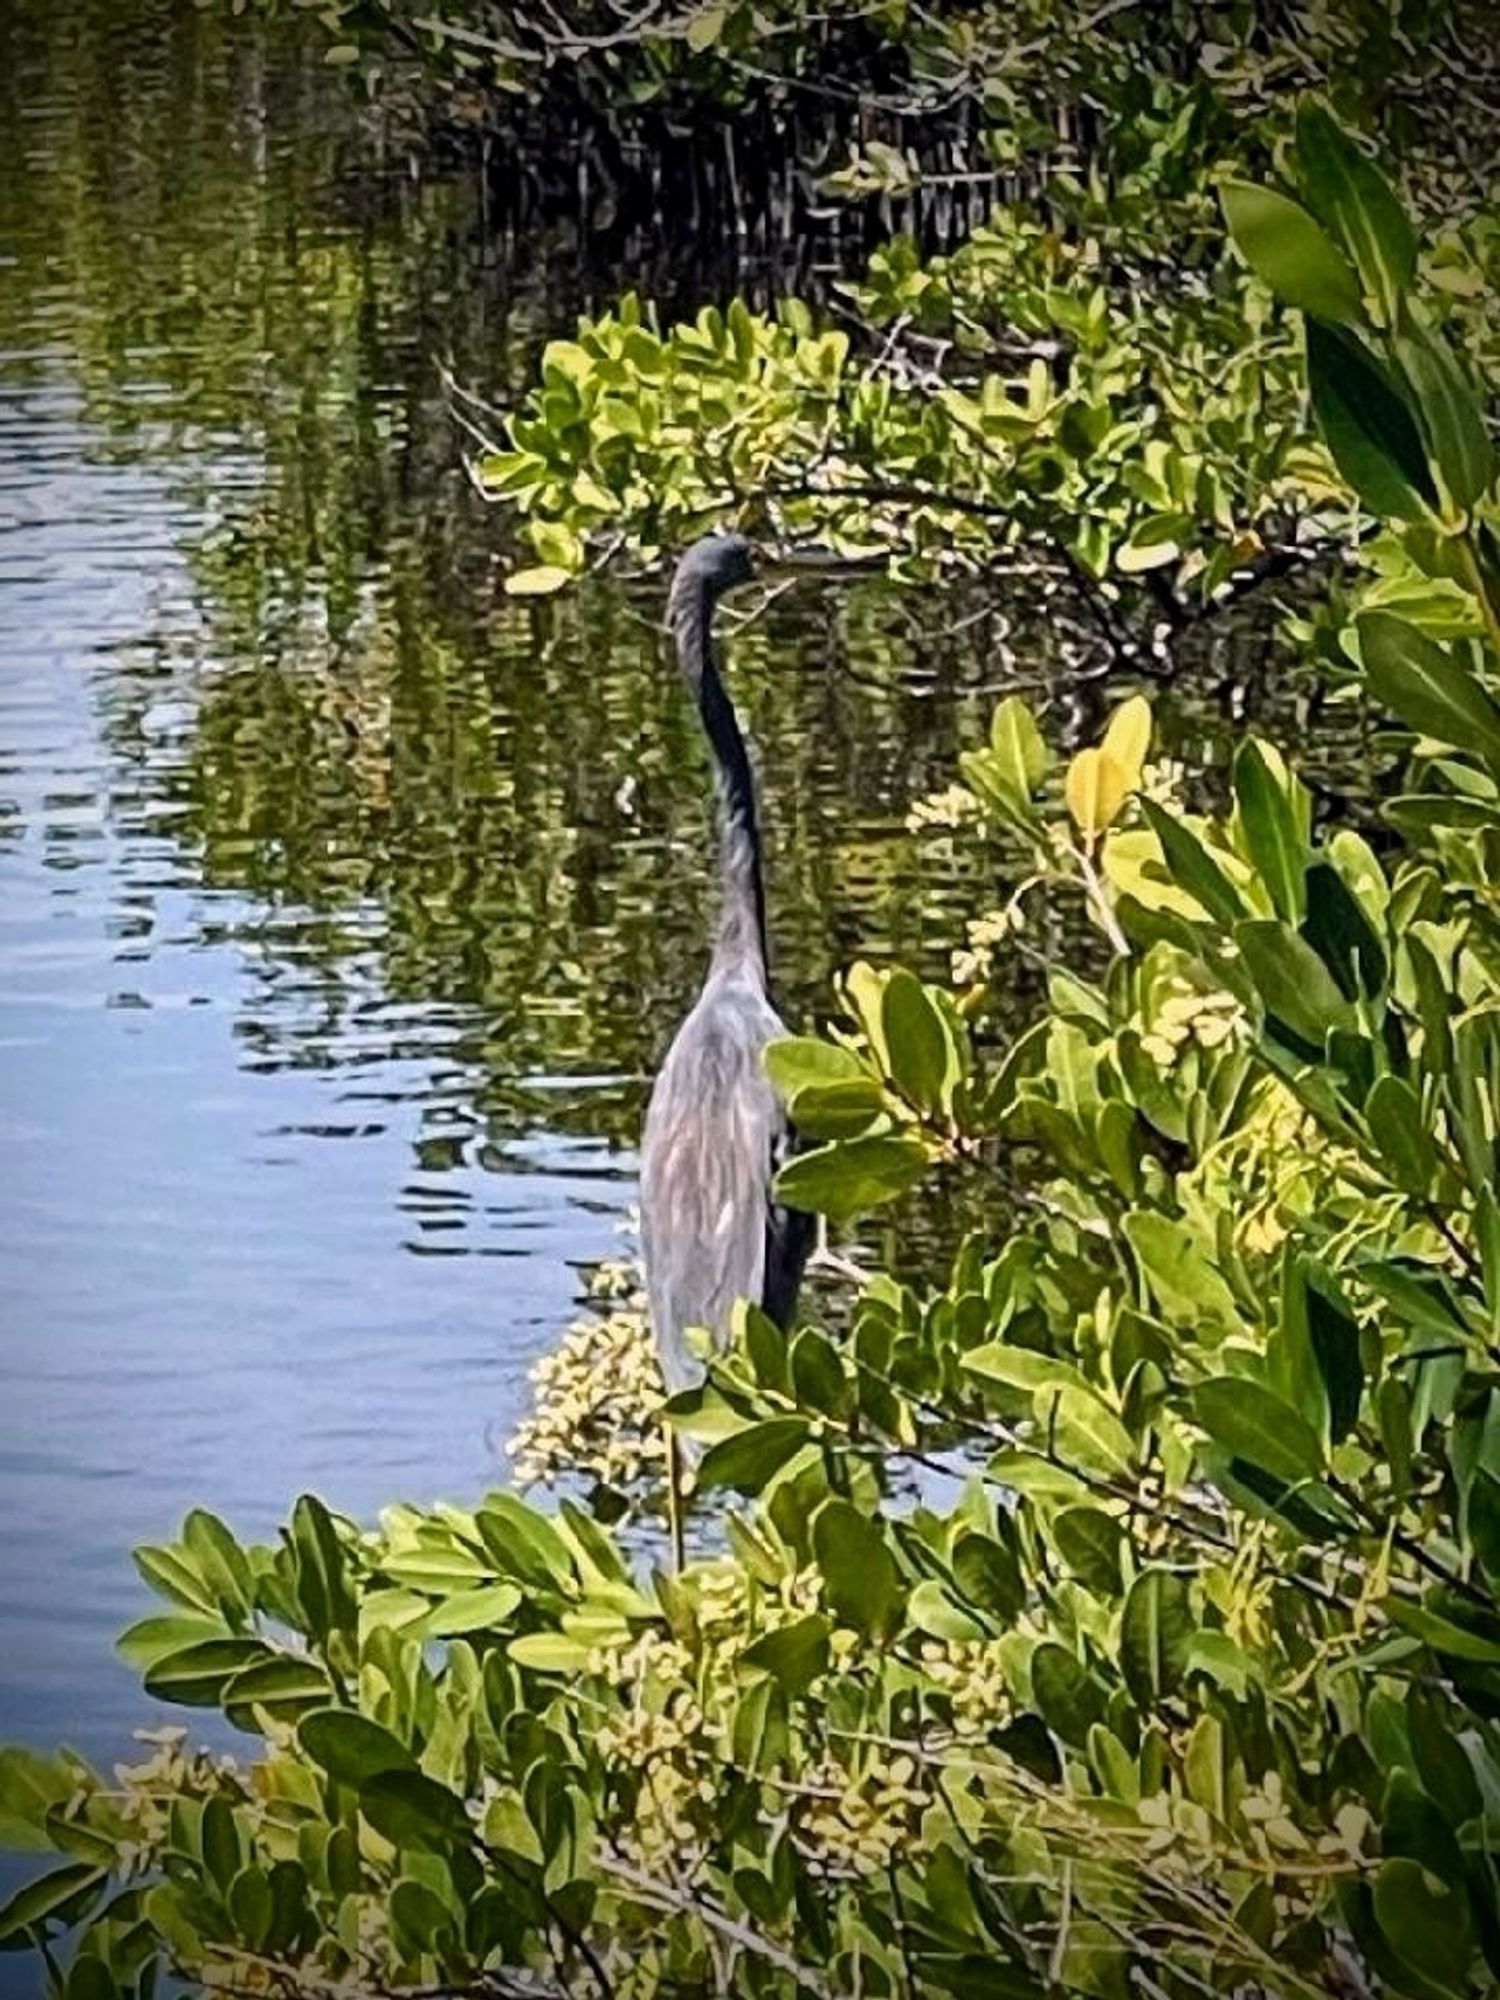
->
[640,535,813,1416]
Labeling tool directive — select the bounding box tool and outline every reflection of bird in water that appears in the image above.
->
[640,533,815,1565]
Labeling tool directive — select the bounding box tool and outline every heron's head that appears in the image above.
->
[670,532,756,612]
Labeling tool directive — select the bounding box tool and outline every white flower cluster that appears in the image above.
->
[1138,977,1247,1067]
[906,782,984,833]
[917,1635,1014,1734]
[798,1752,928,1877]
[953,902,1026,984]
[506,1261,667,1495]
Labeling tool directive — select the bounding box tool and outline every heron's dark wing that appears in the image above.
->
[761,1115,815,1330]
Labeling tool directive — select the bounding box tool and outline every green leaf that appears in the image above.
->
[504,565,572,597]
[1220,181,1361,323]
[697,1417,811,1495]
[881,970,952,1115]
[222,1653,336,1728]
[507,1633,596,1673]
[963,1343,1091,1400]
[143,1638,273,1707]
[774,1133,929,1221]
[1359,610,1500,772]
[1373,1858,1476,1991]
[1122,1212,1240,1334]
[360,1769,473,1853]
[116,1612,229,1671]
[783,1078,887,1139]
[1031,1644,1107,1744]
[1394,308,1494,513]
[1119,1569,1193,1706]
[423,1584,523,1638]
[907,1580,988,1644]
[1039,1384,1136,1481]
[1234,740,1306,922]
[1138,800,1246,925]
[1307,320,1437,521]
[1365,1075,1442,1195]
[1306,1277,1363,1446]
[1234,919,1353,1049]
[764,1037,866,1099]
[1052,1508,1126,1595]
[1387,1600,1500,1665]
[1192,1378,1324,1485]
[812,1501,901,1638]
[738,1615,832,1695]
[989,695,1049,800]
[1302,861,1386,1000]
[298,1709,416,1787]
[1294,104,1416,324]
[0,1862,107,1949]
[952,1532,1024,1623]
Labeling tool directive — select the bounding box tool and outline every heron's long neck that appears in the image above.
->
[676,588,769,984]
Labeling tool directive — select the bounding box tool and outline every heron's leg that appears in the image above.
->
[665,1427,685,1574]
[806,1212,867,1287]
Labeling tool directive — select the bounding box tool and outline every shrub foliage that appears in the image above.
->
[4,68,1500,2000]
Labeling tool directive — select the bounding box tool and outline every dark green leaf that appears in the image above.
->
[1294,104,1416,323]
[1031,1644,1107,1744]
[1306,1278,1363,1445]
[697,1418,811,1495]
[1235,919,1353,1048]
[1193,1377,1324,1485]
[360,1769,473,1853]
[1302,861,1386,999]
[143,1638,273,1708]
[738,1615,832,1695]
[1360,610,1500,771]
[1307,320,1437,520]
[775,1134,930,1221]
[1234,741,1305,921]
[222,1653,336,1729]
[881,970,952,1115]
[0,1863,107,1949]
[1394,308,1494,513]
[1052,1507,1125,1595]
[1139,799,1246,925]
[1373,1858,1476,1991]
[1119,1569,1193,1706]
[1365,1075,1442,1196]
[298,1709,417,1787]
[812,1501,901,1638]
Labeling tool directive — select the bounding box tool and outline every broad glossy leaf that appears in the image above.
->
[298,1709,416,1786]
[1052,1507,1126,1595]
[697,1417,810,1495]
[143,1638,274,1708]
[882,969,952,1115]
[1220,181,1361,323]
[908,1580,988,1644]
[738,1614,831,1695]
[1373,1858,1476,1991]
[423,1584,523,1638]
[1100,696,1152,790]
[1394,309,1494,513]
[503,565,572,597]
[1192,1378,1324,1485]
[507,1633,595,1673]
[1038,1384,1135,1480]
[1235,919,1353,1048]
[1359,610,1500,772]
[1307,320,1437,521]
[1122,1212,1240,1334]
[0,1862,107,1949]
[1365,1074,1442,1195]
[1031,1644,1106,1744]
[1387,1599,1500,1665]
[764,1036,866,1100]
[774,1133,929,1221]
[1065,748,1130,840]
[222,1653,336,1729]
[360,1769,473,1853]
[1234,739,1306,921]
[1294,104,1416,323]
[989,694,1049,800]
[1119,1569,1192,1706]
[1302,860,1386,1000]
[812,1501,901,1637]
[1138,800,1246,925]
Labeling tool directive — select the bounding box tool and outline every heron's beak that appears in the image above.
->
[760,546,887,579]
